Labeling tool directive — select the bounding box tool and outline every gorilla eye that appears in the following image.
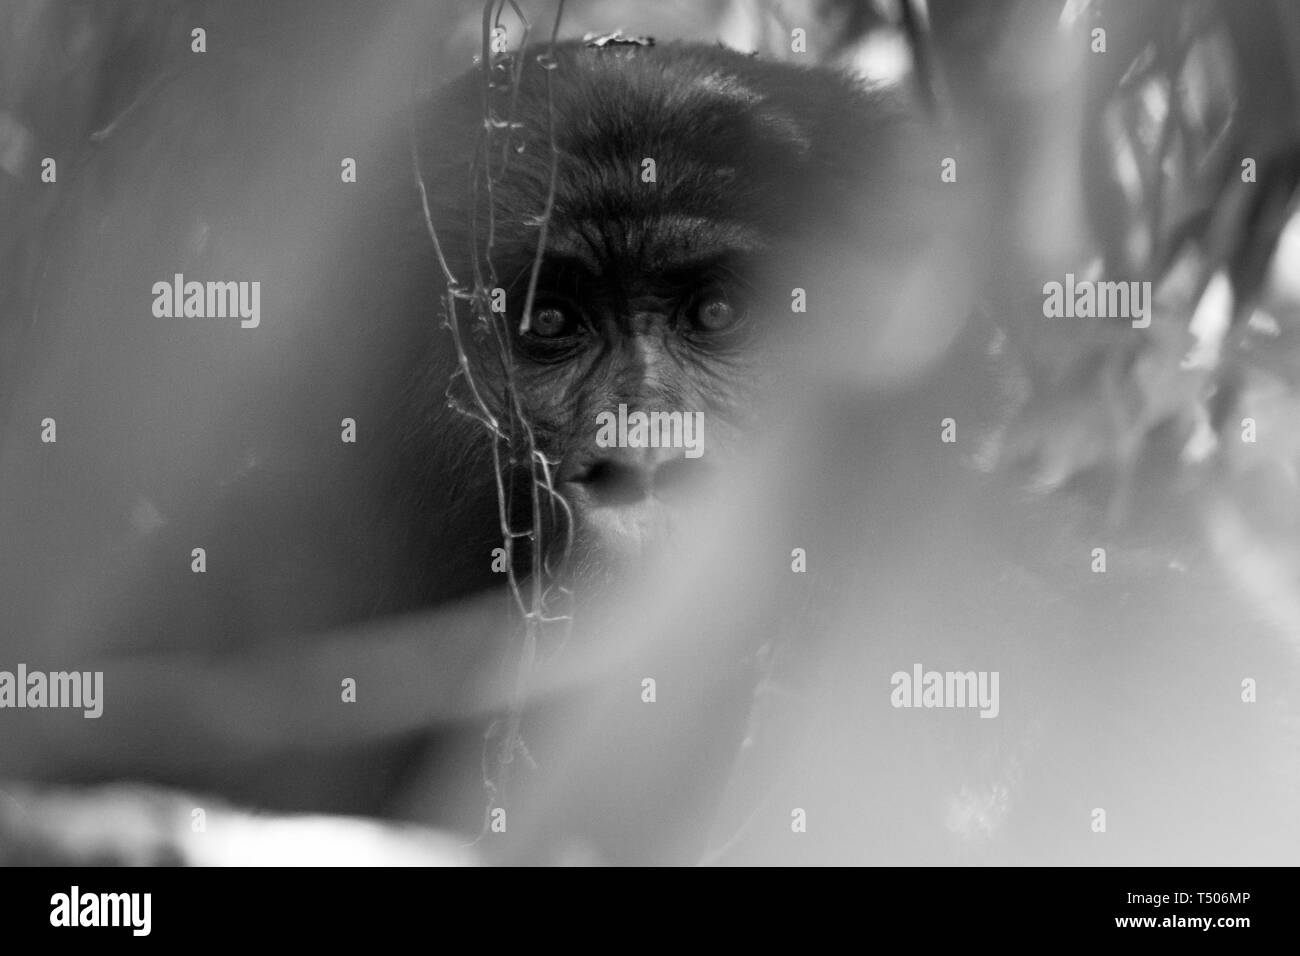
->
[526,304,575,339]
[688,289,745,333]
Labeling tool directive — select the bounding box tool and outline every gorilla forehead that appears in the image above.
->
[545,213,767,277]
[419,39,895,274]
[486,41,856,224]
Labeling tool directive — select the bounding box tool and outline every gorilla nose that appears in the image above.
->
[574,449,707,507]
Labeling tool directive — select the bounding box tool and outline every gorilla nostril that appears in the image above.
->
[652,456,707,502]
[578,459,649,506]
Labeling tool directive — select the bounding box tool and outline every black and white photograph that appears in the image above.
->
[0,0,1295,914]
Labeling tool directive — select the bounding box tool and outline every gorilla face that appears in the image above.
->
[411,41,902,585]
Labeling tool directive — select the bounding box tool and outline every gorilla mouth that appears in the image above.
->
[560,470,686,569]
[564,454,713,508]
[571,459,649,506]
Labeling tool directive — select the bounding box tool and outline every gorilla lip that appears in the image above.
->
[576,494,677,557]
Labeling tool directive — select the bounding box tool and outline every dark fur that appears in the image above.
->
[10,41,908,860]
